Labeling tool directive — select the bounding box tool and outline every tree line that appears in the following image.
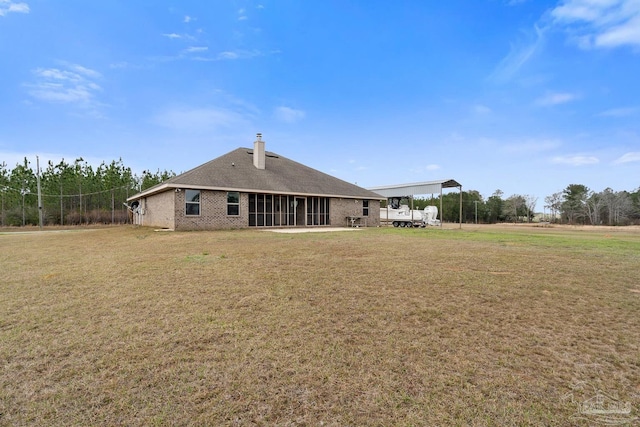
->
[0,158,174,227]
[1,157,638,226]
[414,185,640,225]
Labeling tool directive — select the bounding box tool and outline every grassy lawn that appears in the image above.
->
[1,225,639,426]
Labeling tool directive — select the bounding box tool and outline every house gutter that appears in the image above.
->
[128,183,384,202]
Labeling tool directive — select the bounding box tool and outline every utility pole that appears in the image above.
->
[37,156,43,230]
[1,186,5,227]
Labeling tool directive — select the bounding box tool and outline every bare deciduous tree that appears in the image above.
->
[545,192,563,223]
[523,194,538,223]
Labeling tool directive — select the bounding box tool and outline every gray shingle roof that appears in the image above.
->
[130,147,383,200]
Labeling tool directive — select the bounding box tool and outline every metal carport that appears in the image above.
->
[368,179,463,228]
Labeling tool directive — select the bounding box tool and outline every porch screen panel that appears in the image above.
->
[265,195,273,226]
[249,194,256,226]
[288,196,295,226]
[249,194,296,227]
[257,194,264,226]
[320,197,328,225]
[306,197,330,226]
[274,196,281,226]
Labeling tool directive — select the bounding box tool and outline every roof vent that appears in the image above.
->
[253,133,265,170]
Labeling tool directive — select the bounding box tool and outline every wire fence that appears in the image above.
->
[0,184,137,227]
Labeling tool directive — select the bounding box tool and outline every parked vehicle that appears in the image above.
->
[380,204,440,227]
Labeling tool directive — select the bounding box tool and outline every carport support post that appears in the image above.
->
[439,187,443,228]
[386,202,389,227]
[459,185,462,229]
[410,194,414,223]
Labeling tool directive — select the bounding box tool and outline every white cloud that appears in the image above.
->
[218,51,239,60]
[153,107,248,132]
[535,91,578,106]
[503,139,561,153]
[69,64,101,79]
[109,61,131,69]
[473,104,492,114]
[184,46,208,53]
[274,106,305,123]
[163,33,182,39]
[214,90,261,116]
[598,106,638,116]
[225,50,262,60]
[551,0,640,49]
[154,48,263,63]
[596,16,640,47]
[551,154,599,165]
[25,63,102,107]
[613,152,640,164]
[0,0,29,17]
[204,49,265,61]
[183,15,192,23]
[408,163,442,175]
[489,24,546,82]
[492,0,640,82]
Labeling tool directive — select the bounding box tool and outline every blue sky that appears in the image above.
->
[1,0,639,209]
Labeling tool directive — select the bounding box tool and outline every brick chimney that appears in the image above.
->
[253,133,265,169]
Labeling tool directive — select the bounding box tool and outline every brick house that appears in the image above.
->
[127,134,383,230]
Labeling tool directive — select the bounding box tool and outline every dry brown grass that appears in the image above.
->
[1,225,639,426]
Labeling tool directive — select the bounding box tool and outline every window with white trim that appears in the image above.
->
[185,190,200,215]
[227,192,240,216]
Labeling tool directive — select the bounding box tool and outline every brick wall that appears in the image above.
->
[174,190,248,230]
[139,189,380,230]
[139,191,174,228]
[330,198,380,227]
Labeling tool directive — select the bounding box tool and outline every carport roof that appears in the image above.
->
[368,179,461,198]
